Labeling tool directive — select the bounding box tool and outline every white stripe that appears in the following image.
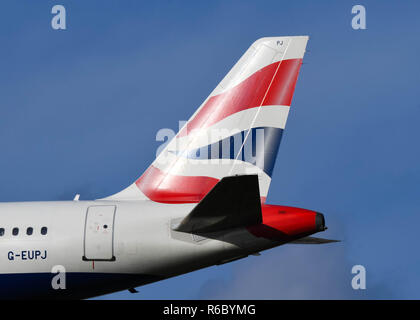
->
[154,152,263,178]
[153,153,272,197]
[165,105,289,152]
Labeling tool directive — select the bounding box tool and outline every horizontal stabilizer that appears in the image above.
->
[173,175,262,233]
[289,236,341,244]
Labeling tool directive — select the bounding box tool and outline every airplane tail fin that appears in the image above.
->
[107,36,309,203]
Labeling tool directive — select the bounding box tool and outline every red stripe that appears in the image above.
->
[179,58,302,137]
[136,165,219,203]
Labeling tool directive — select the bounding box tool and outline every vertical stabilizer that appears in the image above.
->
[107,36,309,203]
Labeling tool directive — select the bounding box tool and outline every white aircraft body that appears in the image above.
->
[0,36,335,299]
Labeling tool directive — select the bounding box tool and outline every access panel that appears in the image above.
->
[83,206,116,261]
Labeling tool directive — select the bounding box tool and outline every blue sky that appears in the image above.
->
[0,1,419,299]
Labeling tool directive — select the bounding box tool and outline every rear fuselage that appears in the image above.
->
[0,200,321,299]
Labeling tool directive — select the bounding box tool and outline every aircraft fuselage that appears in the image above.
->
[0,200,322,299]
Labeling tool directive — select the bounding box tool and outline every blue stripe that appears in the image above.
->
[173,127,283,176]
[0,272,162,300]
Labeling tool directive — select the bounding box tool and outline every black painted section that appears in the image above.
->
[175,174,262,233]
[0,272,163,300]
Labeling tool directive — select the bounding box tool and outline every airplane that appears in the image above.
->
[0,36,337,299]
